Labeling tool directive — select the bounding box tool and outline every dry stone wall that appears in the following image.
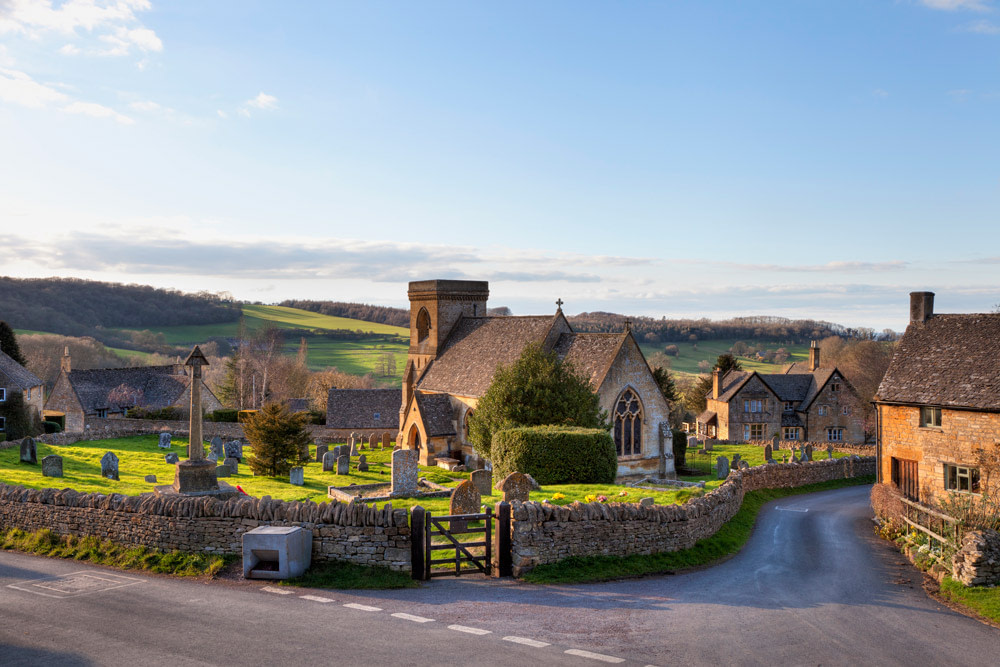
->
[952,529,1000,586]
[0,483,411,571]
[508,456,875,576]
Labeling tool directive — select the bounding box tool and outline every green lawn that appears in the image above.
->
[639,338,810,377]
[939,577,1000,624]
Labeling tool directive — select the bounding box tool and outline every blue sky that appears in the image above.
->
[1,0,998,330]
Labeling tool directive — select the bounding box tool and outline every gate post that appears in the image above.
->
[495,501,512,578]
[411,505,425,581]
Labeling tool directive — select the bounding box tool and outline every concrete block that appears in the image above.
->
[242,526,312,580]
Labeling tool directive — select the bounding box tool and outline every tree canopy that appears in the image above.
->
[468,343,608,461]
[0,321,26,366]
[243,403,311,477]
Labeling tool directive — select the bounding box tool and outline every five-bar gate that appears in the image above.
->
[411,502,512,580]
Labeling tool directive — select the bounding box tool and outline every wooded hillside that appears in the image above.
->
[278,299,410,328]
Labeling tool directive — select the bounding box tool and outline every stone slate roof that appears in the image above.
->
[326,388,402,430]
[417,316,557,397]
[713,371,753,402]
[710,367,843,410]
[697,410,717,424]
[876,313,1000,411]
[553,333,624,387]
[762,373,813,403]
[67,365,192,414]
[415,392,456,436]
[0,350,42,390]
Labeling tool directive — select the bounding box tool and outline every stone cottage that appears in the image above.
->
[875,292,1000,503]
[396,279,673,478]
[0,349,44,436]
[44,349,222,433]
[698,341,864,443]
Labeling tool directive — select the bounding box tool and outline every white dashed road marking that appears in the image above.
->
[503,636,550,648]
[564,649,625,663]
[392,612,434,623]
[448,624,492,635]
[300,595,334,603]
[261,586,293,595]
[344,603,382,612]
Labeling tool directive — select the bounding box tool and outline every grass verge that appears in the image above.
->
[1,527,230,577]
[522,475,875,584]
[279,559,417,590]
[937,577,1000,625]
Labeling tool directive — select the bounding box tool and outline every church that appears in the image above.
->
[397,279,673,479]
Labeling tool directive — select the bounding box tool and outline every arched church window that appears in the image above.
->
[416,308,431,343]
[463,409,474,442]
[613,388,642,456]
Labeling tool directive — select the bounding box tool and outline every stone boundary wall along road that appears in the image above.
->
[508,456,876,576]
[0,483,412,571]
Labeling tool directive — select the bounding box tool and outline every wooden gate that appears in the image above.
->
[411,503,512,580]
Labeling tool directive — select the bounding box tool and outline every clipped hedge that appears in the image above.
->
[491,426,617,485]
[206,409,239,423]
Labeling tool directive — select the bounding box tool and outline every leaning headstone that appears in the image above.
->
[470,469,493,496]
[19,437,37,465]
[158,432,172,449]
[210,437,225,460]
[498,472,531,503]
[165,452,179,464]
[41,455,63,478]
[804,444,814,462]
[639,497,655,507]
[764,444,773,462]
[358,454,369,473]
[322,451,337,472]
[390,449,419,497]
[101,451,119,481]
[337,455,350,476]
[381,433,390,449]
[224,457,239,475]
[827,444,835,460]
[144,474,157,483]
[216,465,231,478]
[315,444,329,463]
[289,467,304,486]
[224,440,243,462]
[716,455,730,480]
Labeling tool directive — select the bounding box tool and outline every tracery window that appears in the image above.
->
[416,308,431,343]
[613,388,642,457]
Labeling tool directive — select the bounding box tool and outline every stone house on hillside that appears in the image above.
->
[875,292,1000,504]
[397,280,673,478]
[44,349,222,433]
[326,388,402,441]
[0,350,44,436]
[698,341,864,443]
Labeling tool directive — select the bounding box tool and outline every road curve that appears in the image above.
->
[2,485,998,666]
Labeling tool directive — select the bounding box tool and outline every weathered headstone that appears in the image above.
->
[289,467,304,486]
[498,472,531,503]
[165,452,179,464]
[337,455,350,476]
[206,451,219,463]
[316,444,329,463]
[381,432,390,449]
[470,469,493,496]
[737,460,750,470]
[368,434,376,450]
[731,453,742,468]
[804,444,814,462]
[19,437,37,464]
[390,449,419,497]
[827,444,835,460]
[450,479,481,514]
[158,432,172,449]
[764,444,773,462]
[322,451,337,472]
[144,474,157,483]
[210,437,225,460]
[716,455,730,480]
[101,451,119,481]
[639,497,655,507]
[216,465,231,478]
[687,434,699,449]
[772,434,780,451]
[224,440,243,462]
[349,442,359,457]
[358,454,369,472]
[704,440,713,452]
[41,455,62,478]
[224,457,239,475]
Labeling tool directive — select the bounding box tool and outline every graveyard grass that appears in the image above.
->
[682,442,849,479]
[1,526,229,577]
[522,476,876,584]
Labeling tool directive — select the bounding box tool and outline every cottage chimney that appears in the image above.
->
[712,368,721,399]
[60,346,71,373]
[910,291,935,324]
[808,340,820,371]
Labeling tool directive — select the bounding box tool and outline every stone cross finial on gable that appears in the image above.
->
[624,319,632,333]
[556,298,564,311]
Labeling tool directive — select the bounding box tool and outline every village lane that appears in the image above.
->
[2,485,998,666]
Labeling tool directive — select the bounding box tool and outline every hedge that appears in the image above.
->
[491,426,617,485]
[206,409,239,423]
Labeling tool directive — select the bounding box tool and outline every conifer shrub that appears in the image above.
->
[491,426,617,485]
[243,403,311,477]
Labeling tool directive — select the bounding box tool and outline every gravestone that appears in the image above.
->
[368,434,376,450]
[289,467,304,486]
[158,432,172,449]
[470,469,492,496]
[772,434,780,451]
[716,455,730,480]
[337,455,350,476]
[358,454,369,473]
[210,437,225,460]
[216,465,231,478]
[41,455,63,478]
[737,460,750,470]
[322,451,337,472]
[316,444,329,463]
[19,437,37,465]
[687,434,699,449]
[381,433,390,449]
[640,497,655,507]
[804,444,814,461]
[224,440,243,462]
[827,445,835,460]
[393,445,401,451]
[764,444,772,462]
[704,440,713,452]
[390,449,419,497]
[165,452,179,464]
[144,474,157,483]
[101,451,119,481]
[449,480,481,531]
[498,472,531,503]
[731,453,742,468]
[349,442,359,457]
[224,457,239,475]
[206,451,219,463]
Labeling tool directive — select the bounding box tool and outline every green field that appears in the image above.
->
[639,338,810,377]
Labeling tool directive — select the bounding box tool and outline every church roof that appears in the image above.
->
[66,365,194,414]
[416,316,556,397]
[0,350,42,390]
[416,392,456,436]
[326,388,401,429]
[552,333,624,388]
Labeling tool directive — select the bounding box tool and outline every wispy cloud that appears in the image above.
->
[872,88,889,98]
[0,67,132,123]
[964,19,1000,32]
[235,92,279,118]
[919,0,992,11]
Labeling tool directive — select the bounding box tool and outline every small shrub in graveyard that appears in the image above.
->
[243,403,311,477]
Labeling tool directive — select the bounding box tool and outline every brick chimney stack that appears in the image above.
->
[808,340,820,371]
[60,346,71,373]
[910,291,935,324]
[712,368,721,399]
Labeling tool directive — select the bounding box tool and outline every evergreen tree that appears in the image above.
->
[688,354,745,415]
[468,344,607,461]
[0,391,42,440]
[243,403,311,477]
[0,321,26,366]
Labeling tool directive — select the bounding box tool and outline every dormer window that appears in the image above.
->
[784,401,795,412]
[374,412,381,421]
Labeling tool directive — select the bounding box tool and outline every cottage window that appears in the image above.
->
[96,409,108,419]
[416,308,431,343]
[783,401,795,412]
[830,382,841,392]
[0,388,5,402]
[920,407,942,428]
[945,464,980,494]
[842,405,851,415]
[743,399,763,413]
[826,428,843,442]
[742,423,764,441]
[783,427,800,440]
[818,405,828,416]
[0,416,5,431]
[613,389,642,457]
[373,412,380,421]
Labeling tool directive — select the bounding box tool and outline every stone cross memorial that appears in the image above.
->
[41,454,63,478]
[19,437,37,465]
[390,449,418,497]
[101,451,119,480]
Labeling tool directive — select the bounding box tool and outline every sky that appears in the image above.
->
[0,0,998,331]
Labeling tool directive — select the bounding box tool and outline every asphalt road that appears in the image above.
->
[2,485,998,666]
